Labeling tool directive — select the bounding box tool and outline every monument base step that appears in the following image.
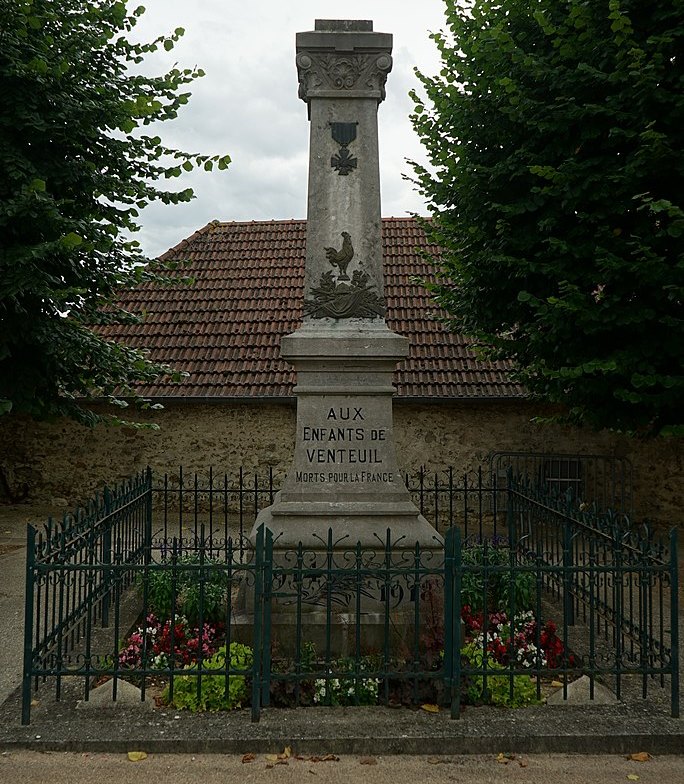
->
[229,610,425,658]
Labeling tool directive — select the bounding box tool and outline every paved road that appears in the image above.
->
[0,520,28,705]
[1,751,683,784]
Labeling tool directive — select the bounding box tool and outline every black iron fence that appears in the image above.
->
[22,469,151,715]
[489,452,633,517]
[150,465,509,544]
[510,480,679,704]
[21,467,679,724]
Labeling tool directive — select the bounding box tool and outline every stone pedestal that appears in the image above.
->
[253,321,437,548]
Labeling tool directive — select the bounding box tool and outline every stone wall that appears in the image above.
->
[0,401,296,506]
[394,401,683,528]
[1,399,681,527]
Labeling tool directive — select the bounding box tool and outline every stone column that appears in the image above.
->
[252,20,439,551]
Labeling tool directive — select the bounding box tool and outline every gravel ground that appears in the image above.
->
[2,750,684,784]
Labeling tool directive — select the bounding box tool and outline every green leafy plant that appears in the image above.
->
[460,542,534,613]
[270,643,382,708]
[461,641,539,708]
[143,555,230,624]
[269,640,318,707]
[164,642,253,712]
[313,655,381,707]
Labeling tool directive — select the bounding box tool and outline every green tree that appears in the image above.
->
[0,0,230,426]
[411,0,683,435]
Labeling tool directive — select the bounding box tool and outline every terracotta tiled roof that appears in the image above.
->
[101,218,525,400]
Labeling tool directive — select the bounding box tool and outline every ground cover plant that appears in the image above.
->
[163,642,254,712]
[461,606,574,671]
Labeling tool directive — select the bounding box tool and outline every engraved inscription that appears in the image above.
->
[296,406,394,484]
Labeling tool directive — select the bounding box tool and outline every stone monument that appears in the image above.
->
[251,19,439,556]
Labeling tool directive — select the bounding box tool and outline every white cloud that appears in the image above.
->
[129,0,445,256]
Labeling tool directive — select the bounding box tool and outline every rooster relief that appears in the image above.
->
[303,231,385,319]
[324,231,354,280]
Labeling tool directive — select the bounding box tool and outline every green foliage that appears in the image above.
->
[144,556,230,624]
[411,0,683,436]
[269,640,319,707]
[461,642,538,708]
[313,654,381,706]
[164,643,253,712]
[460,542,534,613]
[270,642,382,708]
[0,1,230,426]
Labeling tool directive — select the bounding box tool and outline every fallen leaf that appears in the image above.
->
[265,764,274,770]
[359,757,377,765]
[127,751,147,762]
[282,746,292,759]
[421,703,440,713]
[551,680,563,688]
[275,760,288,766]
[30,700,39,707]
[628,752,652,762]
[265,754,280,762]
[627,775,640,781]
[321,754,340,762]
[241,753,256,764]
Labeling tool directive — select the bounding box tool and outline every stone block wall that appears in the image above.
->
[0,399,681,528]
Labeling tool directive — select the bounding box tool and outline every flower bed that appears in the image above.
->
[113,538,575,712]
[118,614,224,670]
[461,606,575,670]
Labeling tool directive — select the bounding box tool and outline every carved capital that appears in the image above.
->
[297,51,393,103]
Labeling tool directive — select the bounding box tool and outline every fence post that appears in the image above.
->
[444,527,462,719]
[505,467,515,544]
[562,518,575,627]
[21,525,37,725]
[506,471,517,547]
[145,466,153,555]
[251,524,265,722]
[101,487,112,628]
[670,528,680,718]
[443,528,453,713]
[260,527,273,708]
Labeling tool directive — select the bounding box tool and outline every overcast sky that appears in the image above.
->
[129,0,447,257]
